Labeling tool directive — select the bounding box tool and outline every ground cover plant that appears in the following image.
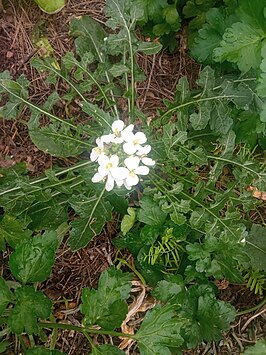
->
[0,0,266,354]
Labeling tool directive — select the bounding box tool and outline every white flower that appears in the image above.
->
[90,137,104,162]
[136,145,155,166]
[123,156,149,189]
[92,154,129,191]
[123,131,147,155]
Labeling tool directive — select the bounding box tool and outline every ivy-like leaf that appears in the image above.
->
[68,192,113,251]
[9,231,58,284]
[0,215,32,251]
[0,277,14,314]
[134,305,183,355]
[213,0,266,72]
[138,41,163,55]
[8,285,52,335]
[177,284,236,348]
[80,267,132,330]
[244,224,266,271]
[138,197,167,226]
[90,345,125,355]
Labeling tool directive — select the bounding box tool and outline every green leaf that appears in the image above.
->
[245,224,266,271]
[152,274,185,304]
[244,340,266,354]
[68,192,113,251]
[80,267,132,330]
[134,305,183,355]
[0,277,14,314]
[69,16,107,57]
[34,0,65,14]
[138,41,163,55]
[121,208,136,235]
[213,0,266,72]
[8,285,52,335]
[26,348,66,355]
[0,215,32,250]
[109,64,129,77]
[9,231,58,283]
[90,345,125,355]
[138,197,167,226]
[0,340,10,354]
[178,284,236,348]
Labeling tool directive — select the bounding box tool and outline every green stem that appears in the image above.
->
[116,257,147,286]
[237,296,266,316]
[38,321,134,338]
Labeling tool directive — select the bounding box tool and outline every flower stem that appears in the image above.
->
[38,321,134,338]
[115,257,147,286]
[237,296,266,316]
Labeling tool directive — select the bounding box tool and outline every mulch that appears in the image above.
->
[0,1,265,354]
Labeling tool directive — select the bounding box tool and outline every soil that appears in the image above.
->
[0,1,265,354]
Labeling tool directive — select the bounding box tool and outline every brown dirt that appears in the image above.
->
[0,1,265,355]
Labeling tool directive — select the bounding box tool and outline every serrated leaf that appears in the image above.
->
[68,192,113,251]
[26,348,66,355]
[0,277,14,314]
[138,197,167,226]
[80,267,132,330]
[90,345,125,355]
[245,224,266,271]
[134,305,183,355]
[189,102,211,130]
[0,215,32,251]
[138,41,163,55]
[121,208,136,235]
[152,274,185,304]
[8,285,52,335]
[9,231,58,283]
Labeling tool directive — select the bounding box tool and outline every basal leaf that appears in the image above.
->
[69,16,107,57]
[0,215,32,251]
[134,305,183,355]
[0,340,10,353]
[8,285,52,335]
[0,277,14,314]
[90,345,125,355]
[245,224,266,271]
[80,267,132,330]
[138,197,167,226]
[68,192,113,251]
[9,231,58,283]
[109,64,129,77]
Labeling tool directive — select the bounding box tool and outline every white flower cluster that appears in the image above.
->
[90,120,155,191]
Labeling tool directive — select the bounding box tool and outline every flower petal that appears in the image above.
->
[135,166,149,175]
[98,166,108,177]
[123,142,137,155]
[126,173,139,186]
[98,154,110,167]
[134,132,147,144]
[110,154,119,167]
[92,172,104,183]
[111,167,129,180]
[137,144,151,155]
[142,157,155,166]
[105,174,115,191]
[124,156,140,170]
[112,119,124,133]
[90,148,100,162]
[122,130,134,142]
[101,134,115,143]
